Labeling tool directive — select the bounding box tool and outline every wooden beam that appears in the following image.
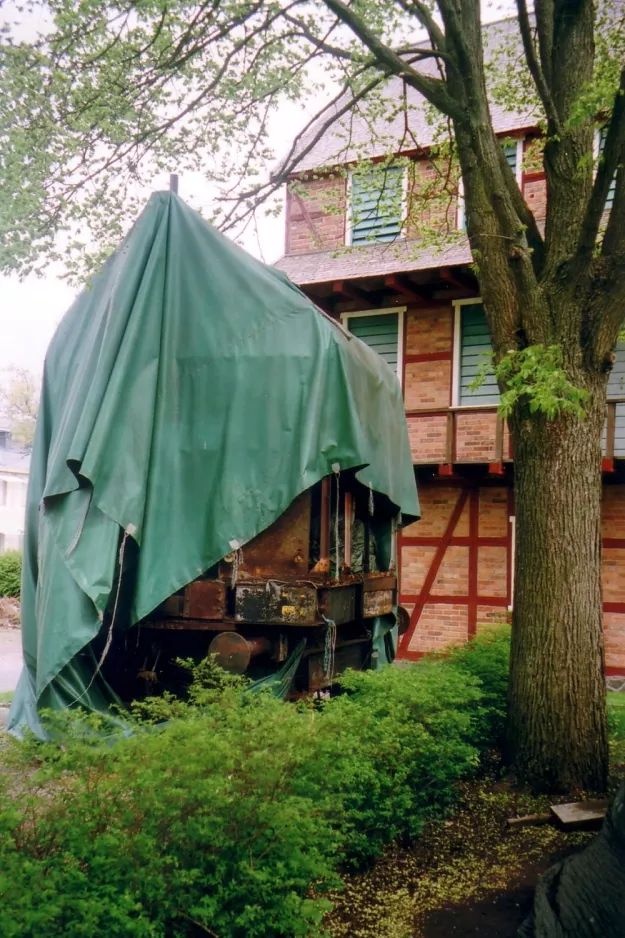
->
[384,274,429,303]
[439,266,478,294]
[332,280,375,309]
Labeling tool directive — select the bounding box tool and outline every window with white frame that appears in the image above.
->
[598,127,617,210]
[348,165,404,246]
[452,300,499,406]
[457,138,524,230]
[341,308,404,381]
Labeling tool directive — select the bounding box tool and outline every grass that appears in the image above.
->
[0,691,13,705]
[608,691,625,761]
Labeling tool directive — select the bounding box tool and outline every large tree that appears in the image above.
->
[1,0,624,790]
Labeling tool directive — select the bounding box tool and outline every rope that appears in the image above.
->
[322,615,337,683]
[369,483,375,517]
[332,463,341,580]
[73,530,129,704]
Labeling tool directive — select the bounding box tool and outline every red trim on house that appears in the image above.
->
[399,487,470,655]
[401,535,508,547]
[602,458,616,473]
[604,603,625,613]
[404,352,453,364]
[400,594,509,606]
[603,539,625,549]
[467,489,479,636]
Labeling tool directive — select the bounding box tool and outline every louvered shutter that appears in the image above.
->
[350,167,403,245]
[459,303,499,405]
[348,313,399,373]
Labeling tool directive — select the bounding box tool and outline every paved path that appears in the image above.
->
[0,629,22,693]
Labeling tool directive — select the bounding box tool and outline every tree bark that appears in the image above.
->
[508,373,609,792]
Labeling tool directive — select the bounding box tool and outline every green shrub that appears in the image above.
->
[447,624,511,747]
[0,686,340,938]
[0,549,21,597]
[310,658,485,865]
[0,643,508,937]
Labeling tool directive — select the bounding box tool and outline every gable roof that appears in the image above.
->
[281,17,539,176]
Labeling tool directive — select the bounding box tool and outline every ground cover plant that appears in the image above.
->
[0,629,510,938]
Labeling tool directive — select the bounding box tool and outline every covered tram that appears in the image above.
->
[9,192,419,735]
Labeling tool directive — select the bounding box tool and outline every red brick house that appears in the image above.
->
[274,18,625,673]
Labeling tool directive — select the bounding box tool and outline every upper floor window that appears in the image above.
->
[342,308,404,382]
[452,300,499,407]
[457,138,524,230]
[348,165,404,246]
[598,128,616,210]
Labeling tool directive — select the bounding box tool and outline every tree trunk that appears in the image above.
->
[508,378,609,792]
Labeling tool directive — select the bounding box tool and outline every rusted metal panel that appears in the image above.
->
[362,575,397,593]
[307,642,366,690]
[143,618,235,631]
[318,586,356,625]
[235,583,318,625]
[228,490,312,580]
[183,579,226,619]
[157,592,185,616]
[363,588,394,618]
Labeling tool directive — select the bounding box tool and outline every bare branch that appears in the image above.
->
[516,0,561,133]
[322,0,462,119]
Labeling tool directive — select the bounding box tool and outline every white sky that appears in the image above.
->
[0,0,517,386]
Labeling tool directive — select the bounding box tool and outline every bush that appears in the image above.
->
[448,624,511,747]
[0,640,510,937]
[0,550,21,598]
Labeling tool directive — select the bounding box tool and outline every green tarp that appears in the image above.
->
[8,192,419,736]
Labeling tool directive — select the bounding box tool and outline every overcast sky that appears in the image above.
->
[0,0,517,386]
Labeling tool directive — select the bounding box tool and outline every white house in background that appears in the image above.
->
[0,429,30,553]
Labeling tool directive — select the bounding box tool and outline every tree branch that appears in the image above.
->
[576,67,625,267]
[322,0,462,119]
[516,0,561,133]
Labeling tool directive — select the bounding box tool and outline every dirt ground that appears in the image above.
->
[327,761,625,938]
[0,597,20,630]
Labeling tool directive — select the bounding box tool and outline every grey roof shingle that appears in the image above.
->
[274,237,472,285]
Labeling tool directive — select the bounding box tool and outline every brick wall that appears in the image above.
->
[286,175,346,254]
[399,481,625,674]
[455,411,498,462]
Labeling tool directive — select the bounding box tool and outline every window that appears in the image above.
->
[342,308,404,380]
[598,128,617,210]
[607,340,625,457]
[349,166,404,245]
[457,138,523,230]
[453,301,499,406]
[0,480,7,507]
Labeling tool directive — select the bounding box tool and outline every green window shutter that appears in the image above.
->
[459,303,499,405]
[349,313,400,372]
[599,129,616,209]
[503,142,518,176]
[351,167,403,245]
